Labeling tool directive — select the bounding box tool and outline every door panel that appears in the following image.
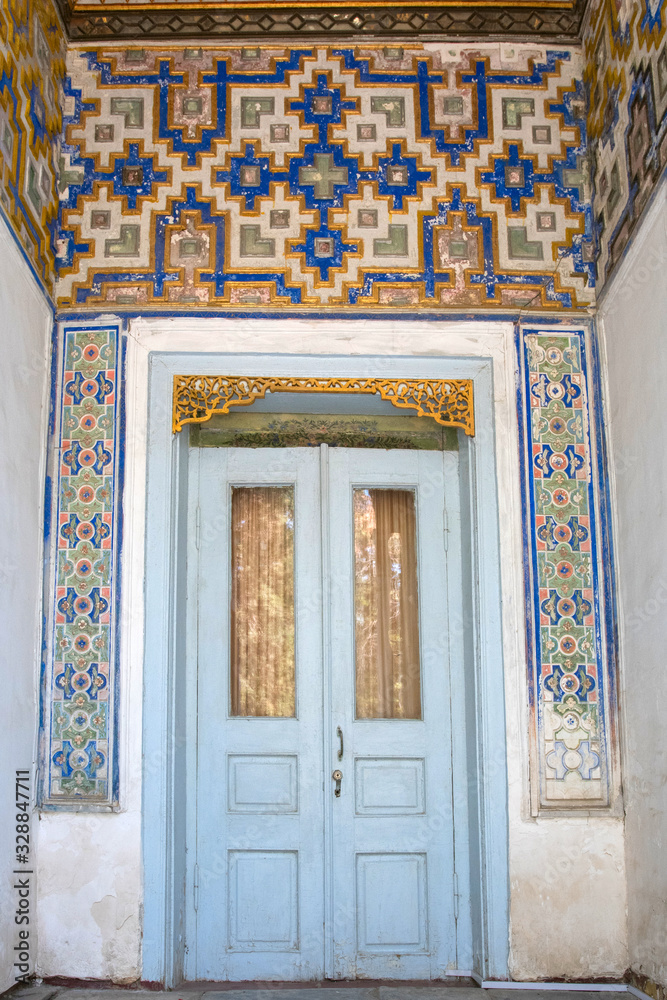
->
[353,758,425,816]
[191,448,325,981]
[356,853,428,952]
[327,450,457,979]
[228,850,299,951]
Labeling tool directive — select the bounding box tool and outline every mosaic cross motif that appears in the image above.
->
[519,329,615,809]
[56,44,596,311]
[42,323,121,805]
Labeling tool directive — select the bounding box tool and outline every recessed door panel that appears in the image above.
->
[228,755,298,814]
[228,850,299,951]
[356,853,427,952]
[354,758,425,816]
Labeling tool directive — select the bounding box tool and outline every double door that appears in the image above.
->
[186,444,464,980]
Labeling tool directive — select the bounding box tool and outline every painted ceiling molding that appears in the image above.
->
[55,0,589,42]
[172,374,476,434]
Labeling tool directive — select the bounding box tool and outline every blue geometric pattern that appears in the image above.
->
[56,43,596,311]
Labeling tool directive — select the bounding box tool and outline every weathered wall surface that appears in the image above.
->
[0,0,66,297]
[56,42,595,313]
[509,815,626,979]
[0,212,54,992]
[584,0,667,289]
[598,179,667,995]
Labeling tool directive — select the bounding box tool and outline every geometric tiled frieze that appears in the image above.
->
[56,43,597,312]
[584,0,667,287]
[40,323,122,807]
[518,327,616,809]
[0,0,66,294]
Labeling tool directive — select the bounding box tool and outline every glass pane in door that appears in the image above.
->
[230,486,296,717]
[353,488,421,719]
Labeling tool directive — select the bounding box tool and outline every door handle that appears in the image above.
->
[332,769,343,797]
[336,726,344,760]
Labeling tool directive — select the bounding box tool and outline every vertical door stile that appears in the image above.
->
[442,446,472,973]
[444,448,458,960]
[194,452,200,938]
[186,445,203,979]
[320,443,335,980]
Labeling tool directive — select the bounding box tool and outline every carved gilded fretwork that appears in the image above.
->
[173,375,475,436]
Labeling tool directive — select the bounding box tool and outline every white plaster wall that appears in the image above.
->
[35,317,627,983]
[0,214,54,993]
[598,180,667,991]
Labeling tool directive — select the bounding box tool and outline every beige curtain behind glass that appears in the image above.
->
[230,486,296,717]
[354,488,421,719]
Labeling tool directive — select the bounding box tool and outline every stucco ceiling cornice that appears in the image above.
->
[56,0,590,42]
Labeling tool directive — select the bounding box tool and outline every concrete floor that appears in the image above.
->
[5,984,633,1000]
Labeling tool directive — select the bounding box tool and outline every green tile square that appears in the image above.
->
[449,240,469,259]
[180,239,201,258]
[441,96,464,115]
[182,97,203,116]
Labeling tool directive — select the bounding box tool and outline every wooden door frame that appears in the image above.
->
[139,335,509,986]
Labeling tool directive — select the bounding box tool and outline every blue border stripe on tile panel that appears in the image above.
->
[111,329,128,806]
[589,318,620,740]
[514,323,538,796]
[578,328,610,801]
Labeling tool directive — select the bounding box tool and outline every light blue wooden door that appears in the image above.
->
[189,445,461,980]
[326,449,459,979]
[189,447,325,981]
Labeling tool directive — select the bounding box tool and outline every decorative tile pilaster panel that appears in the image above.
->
[518,327,617,810]
[41,322,122,807]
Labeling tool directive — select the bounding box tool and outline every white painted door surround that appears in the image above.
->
[138,323,510,987]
